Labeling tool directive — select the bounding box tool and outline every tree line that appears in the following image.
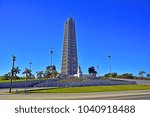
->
[104,70,150,79]
[88,66,150,79]
[1,65,58,80]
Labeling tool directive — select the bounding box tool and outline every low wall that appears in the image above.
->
[110,78,150,85]
[0,79,138,88]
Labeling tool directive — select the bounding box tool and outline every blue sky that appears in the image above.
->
[0,0,150,76]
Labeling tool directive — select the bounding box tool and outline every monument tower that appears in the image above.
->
[61,17,78,75]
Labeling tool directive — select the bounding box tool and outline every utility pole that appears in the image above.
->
[9,55,16,93]
[108,55,112,78]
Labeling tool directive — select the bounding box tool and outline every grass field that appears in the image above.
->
[29,85,150,93]
[0,79,38,83]
[0,79,24,83]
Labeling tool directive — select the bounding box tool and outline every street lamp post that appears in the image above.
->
[108,55,112,78]
[49,48,54,86]
[97,66,99,77]
[29,61,32,78]
[29,61,32,70]
[9,55,16,93]
[50,48,54,67]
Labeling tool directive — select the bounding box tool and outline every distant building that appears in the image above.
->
[61,17,78,75]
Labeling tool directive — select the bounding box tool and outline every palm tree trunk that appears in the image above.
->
[25,74,27,93]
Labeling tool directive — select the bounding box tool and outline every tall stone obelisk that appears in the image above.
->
[61,17,78,75]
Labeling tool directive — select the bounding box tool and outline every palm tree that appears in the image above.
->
[51,65,57,79]
[52,71,58,79]
[22,68,32,78]
[4,72,11,80]
[36,71,44,87]
[44,65,57,87]
[45,66,51,78]
[36,71,44,79]
[13,66,21,80]
[13,66,21,93]
[44,66,52,87]
[51,65,56,71]
[22,68,32,91]
[139,70,146,78]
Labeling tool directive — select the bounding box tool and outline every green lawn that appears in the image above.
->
[29,85,150,93]
[0,79,23,83]
[0,79,38,83]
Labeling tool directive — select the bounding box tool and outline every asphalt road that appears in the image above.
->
[0,89,150,100]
